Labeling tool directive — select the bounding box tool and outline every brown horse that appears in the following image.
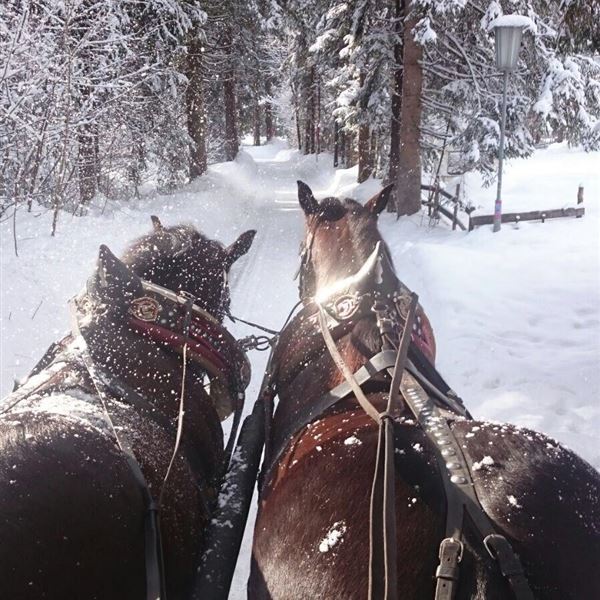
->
[0,218,255,599]
[249,182,600,599]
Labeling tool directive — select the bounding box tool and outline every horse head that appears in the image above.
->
[296,180,394,301]
[80,217,255,323]
[74,218,256,415]
[122,216,256,321]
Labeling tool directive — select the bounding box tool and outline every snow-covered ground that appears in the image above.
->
[1,140,598,596]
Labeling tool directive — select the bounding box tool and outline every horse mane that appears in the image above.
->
[121,224,226,292]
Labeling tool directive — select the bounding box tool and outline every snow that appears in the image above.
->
[488,15,536,32]
[472,455,495,471]
[318,521,347,553]
[507,494,522,508]
[1,139,599,596]
[344,435,362,446]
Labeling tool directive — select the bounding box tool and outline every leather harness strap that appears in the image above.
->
[265,349,398,473]
[397,373,534,600]
[76,340,165,600]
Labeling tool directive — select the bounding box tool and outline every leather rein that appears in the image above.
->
[277,243,535,600]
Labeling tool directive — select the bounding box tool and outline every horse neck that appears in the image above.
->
[273,312,381,423]
[83,318,210,419]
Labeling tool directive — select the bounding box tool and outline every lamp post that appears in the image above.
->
[492,18,526,232]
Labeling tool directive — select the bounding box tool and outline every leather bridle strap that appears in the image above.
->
[76,342,165,600]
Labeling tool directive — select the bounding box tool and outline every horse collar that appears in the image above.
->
[73,278,251,421]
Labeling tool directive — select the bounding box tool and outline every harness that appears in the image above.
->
[270,242,535,600]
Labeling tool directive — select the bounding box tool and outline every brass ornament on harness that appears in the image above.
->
[332,293,361,320]
[130,296,162,322]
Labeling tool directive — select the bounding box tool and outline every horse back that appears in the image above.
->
[454,419,600,598]
[252,407,600,599]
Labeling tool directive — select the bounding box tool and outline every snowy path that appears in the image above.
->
[1,140,598,597]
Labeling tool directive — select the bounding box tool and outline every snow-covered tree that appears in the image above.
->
[415,0,600,181]
[0,0,206,227]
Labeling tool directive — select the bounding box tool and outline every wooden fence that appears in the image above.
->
[421,182,585,233]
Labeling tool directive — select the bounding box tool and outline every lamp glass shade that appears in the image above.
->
[494,26,524,71]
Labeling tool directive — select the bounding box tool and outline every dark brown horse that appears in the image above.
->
[0,218,255,599]
[249,182,600,599]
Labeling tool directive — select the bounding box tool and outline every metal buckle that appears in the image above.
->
[439,537,464,563]
[483,534,527,579]
[178,290,196,303]
[483,533,502,559]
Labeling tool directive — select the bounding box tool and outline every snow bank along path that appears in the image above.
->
[1,140,598,596]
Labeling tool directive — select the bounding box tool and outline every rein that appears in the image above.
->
[317,295,418,600]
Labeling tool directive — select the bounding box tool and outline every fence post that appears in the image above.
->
[452,183,460,230]
[577,185,584,217]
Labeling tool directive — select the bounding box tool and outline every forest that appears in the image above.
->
[1,0,599,233]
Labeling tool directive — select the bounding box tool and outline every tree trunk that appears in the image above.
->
[223,26,239,161]
[346,131,357,167]
[339,129,346,167]
[253,101,261,146]
[186,34,207,180]
[304,67,315,154]
[78,123,96,206]
[333,121,339,167]
[371,130,378,174]
[395,0,422,216]
[357,70,373,182]
[316,74,321,155]
[265,81,274,142]
[387,0,404,206]
[358,122,372,182]
[295,109,302,151]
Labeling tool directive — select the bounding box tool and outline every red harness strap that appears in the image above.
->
[127,282,251,420]
[129,318,230,376]
[411,307,436,365]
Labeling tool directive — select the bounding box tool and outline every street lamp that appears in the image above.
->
[491,16,529,232]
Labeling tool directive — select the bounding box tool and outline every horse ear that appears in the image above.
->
[365,184,394,216]
[87,245,143,306]
[225,230,256,268]
[151,215,163,231]
[297,180,319,216]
